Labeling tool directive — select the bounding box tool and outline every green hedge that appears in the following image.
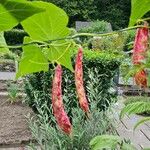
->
[4,29,28,55]
[24,49,121,117]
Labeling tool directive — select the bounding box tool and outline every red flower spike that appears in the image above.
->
[52,64,72,135]
[75,47,90,115]
[132,22,149,88]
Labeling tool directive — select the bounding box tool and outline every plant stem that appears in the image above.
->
[72,25,148,38]
[0,25,148,49]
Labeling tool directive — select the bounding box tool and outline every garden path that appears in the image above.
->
[114,102,150,150]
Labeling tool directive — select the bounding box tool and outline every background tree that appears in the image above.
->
[30,0,131,30]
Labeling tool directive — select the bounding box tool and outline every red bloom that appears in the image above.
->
[132,22,149,88]
[75,47,90,114]
[52,65,72,135]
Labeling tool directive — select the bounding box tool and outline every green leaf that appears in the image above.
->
[134,117,150,130]
[120,102,150,119]
[43,41,73,71]
[90,135,121,150]
[21,1,70,41]
[129,0,150,26]
[0,32,9,54]
[16,37,49,78]
[121,143,136,150]
[0,0,45,32]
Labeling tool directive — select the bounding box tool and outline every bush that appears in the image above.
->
[27,100,116,150]
[4,29,28,55]
[123,30,136,52]
[78,20,112,34]
[24,49,121,119]
[88,32,128,53]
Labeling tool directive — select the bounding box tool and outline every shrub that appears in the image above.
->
[78,20,112,34]
[88,32,128,53]
[123,30,136,52]
[27,99,116,150]
[24,49,121,118]
[4,29,28,55]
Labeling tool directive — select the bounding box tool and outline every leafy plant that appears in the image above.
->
[7,82,19,103]
[27,101,115,150]
[90,135,136,150]
[129,0,150,26]
[120,101,150,130]
[120,101,150,118]
[78,20,112,34]
[24,49,120,118]
[0,0,44,32]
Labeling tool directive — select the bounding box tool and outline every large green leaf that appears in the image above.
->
[129,0,150,26]
[16,37,49,78]
[90,135,121,150]
[120,102,150,119]
[0,32,9,54]
[43,41,73,71]
[21,1,73,71]
[21,1,70,41]
[0,0,45,31]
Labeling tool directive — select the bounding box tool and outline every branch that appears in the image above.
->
[0,25,148,49]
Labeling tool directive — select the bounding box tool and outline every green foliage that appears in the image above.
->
[30,0,97,26]
[27,100,115,150]
[120,101,150,119]
[16,37,49,78]
[124,96,150,106]
[129,0,150,26]
[78,20,112,34]
[0,32,9,55]
[31,0,131,29]
[4,29,28,55]
[7,82,19,103]
[134,117,150,130]
[21,1,70,41]
[24,50,121,118]
[90,135,121,150]
[90,135,136,150]
[97,0,131,30]
[15,1,74,79]
[123,30,136,52]
[0,0,44,32]
[88,33,128,53]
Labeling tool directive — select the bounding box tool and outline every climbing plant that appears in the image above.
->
[0,0,149,79]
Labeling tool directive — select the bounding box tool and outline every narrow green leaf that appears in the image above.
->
[121,143,136,150]
[43,41,73,71]
[0,0,45,31]
[120,102,150,119]
[90,135,121,150]
[134,117,150,130]
[16,37,49,78]
[0,32,9,54]
[129,0,150,26]
[21,1,70,41]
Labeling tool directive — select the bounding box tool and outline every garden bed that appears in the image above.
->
[0,61,15,72]
[0,99,33,147]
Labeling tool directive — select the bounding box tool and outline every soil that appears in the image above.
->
[0,99,34,147]
[0,62,15,72]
